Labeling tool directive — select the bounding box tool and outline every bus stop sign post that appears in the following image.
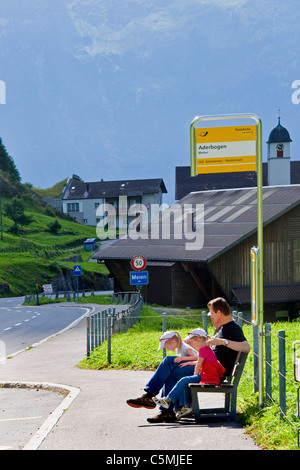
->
[190,113,264,407]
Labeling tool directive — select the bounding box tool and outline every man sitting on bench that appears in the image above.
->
[207,297,250,376]
[150,297,250,420]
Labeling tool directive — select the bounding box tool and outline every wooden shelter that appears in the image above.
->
[92,185,300,321]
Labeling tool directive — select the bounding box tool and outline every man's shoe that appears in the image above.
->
[126,392,156,409]
[147,411,177,423]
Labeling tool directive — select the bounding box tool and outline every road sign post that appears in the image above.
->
[190,113,264,406]
[73,265,82,302]
[130,256,147,291]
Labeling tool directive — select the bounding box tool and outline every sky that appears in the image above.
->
[0,0,300,205]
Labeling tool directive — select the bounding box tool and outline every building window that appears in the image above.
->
[95,202,100,209]
[67,202,79,212]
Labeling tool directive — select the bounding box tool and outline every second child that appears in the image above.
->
[153,328,226,419]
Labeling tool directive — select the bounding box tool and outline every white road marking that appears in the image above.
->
[0,416,43,423]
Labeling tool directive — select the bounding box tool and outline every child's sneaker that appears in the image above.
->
[176,406,193,419]
[152,396,172,409]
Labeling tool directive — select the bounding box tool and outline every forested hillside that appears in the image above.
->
[0,138,107,296]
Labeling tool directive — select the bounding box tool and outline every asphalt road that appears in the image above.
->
[0,296,89,357]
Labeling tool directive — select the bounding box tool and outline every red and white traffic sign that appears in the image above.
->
[131,256,147,271]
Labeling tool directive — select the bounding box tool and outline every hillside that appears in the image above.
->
[0,142,108,296]
[32,178,68,198]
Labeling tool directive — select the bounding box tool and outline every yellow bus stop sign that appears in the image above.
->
[191,123,257,175]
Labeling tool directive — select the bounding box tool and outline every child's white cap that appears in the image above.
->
[184,328,207,341]
[158,331,177,350]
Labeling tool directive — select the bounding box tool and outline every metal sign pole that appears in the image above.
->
[256,118,264,407]
[190,113,264,406]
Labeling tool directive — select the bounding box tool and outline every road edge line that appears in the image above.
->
[0,381,80,450]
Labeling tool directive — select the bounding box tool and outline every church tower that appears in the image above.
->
[267,116,292,186]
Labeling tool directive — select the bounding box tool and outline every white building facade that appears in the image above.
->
[61,176,167,228]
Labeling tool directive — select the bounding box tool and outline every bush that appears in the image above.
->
[48,219,62,234]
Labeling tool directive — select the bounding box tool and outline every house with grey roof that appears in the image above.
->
[61,174,167,228]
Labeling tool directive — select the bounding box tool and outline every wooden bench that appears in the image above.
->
[189,351,248,421]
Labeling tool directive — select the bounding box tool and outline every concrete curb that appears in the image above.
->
[0,304,93,450]
[0,381,80,450]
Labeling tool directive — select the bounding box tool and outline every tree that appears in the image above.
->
[0,138,21,182]
[4,197,32,234]
[48,219,62,234]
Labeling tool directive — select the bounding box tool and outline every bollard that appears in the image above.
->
[91,315,95,351]
[102,311,105,341]
[97,312,101,347]
[202,311,207,333]
[265,323,272,403]
[94,313,98,348]
[107,314,112,364]
[278,329,286,420]
[162,312,167,359]
[237,311,243,328]
[253,324,259,393]
[87,317,91,357]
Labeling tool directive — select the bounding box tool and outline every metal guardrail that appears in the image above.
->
[86,292,143,360]
[23,289,98,304]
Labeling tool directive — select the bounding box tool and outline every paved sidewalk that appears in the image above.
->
[0,306,260,451]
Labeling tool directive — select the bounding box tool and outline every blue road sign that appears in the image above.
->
[130,271,149,285]
[73,265,82,276]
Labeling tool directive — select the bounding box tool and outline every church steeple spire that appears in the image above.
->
[267,114,291,186]
[267,114,292,144]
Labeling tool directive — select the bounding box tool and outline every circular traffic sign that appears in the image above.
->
[131,256,147,271]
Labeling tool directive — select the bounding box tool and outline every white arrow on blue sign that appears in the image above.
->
[73,265,82,276]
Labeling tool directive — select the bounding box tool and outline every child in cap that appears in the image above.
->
[126,330,198,422]
[188,328,226,386]
[153,328,226,419]
[157,330,198,363]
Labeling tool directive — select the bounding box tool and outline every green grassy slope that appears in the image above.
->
[0,182,107,296]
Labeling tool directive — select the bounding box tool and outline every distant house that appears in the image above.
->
[92,185,300,322]
[61,174,167,227]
